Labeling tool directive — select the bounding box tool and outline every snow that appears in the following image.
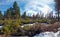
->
[34,31,60,37]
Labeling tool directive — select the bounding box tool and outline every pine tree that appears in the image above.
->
[22,11,26,19]
[0,11,3,20]
[4,1,21,19]
[4,8,12,19]
[13,1,20,19]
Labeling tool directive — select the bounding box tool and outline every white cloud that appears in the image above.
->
[40,0,54,4]
[40,5,52,14]
[27,10,37,16]
[24,0,54,16]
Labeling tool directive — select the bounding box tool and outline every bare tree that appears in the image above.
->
[55,0,60,21]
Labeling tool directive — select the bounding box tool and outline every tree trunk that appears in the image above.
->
[58,9,59,21]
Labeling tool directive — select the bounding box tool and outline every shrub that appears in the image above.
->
[49,19,57,24]
[23,25,32,31]
[40,19,48,23]
[21,20,30,24]
[2,19,21,36]
[0,20,4,25]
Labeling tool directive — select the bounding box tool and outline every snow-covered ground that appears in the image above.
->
[34,31,60,37]
[0,26,3,28]
[21,23,35,28]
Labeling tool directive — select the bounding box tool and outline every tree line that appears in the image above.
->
[0,0,60,37]
[0,0,59,21]
[0,1,27,20]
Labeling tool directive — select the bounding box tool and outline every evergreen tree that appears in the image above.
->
[13,1,20,19]
[5,8,12,19]
[4,1,21,19]
[0,11,3,20]
[22,11,26,19]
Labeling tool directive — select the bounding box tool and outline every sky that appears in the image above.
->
[0,0,55,16]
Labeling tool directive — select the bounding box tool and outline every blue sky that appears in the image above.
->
[0,0,55,16]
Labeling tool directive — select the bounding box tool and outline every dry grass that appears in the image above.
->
[29,22,60,33]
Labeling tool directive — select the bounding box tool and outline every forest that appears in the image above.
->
[0,0,60,37]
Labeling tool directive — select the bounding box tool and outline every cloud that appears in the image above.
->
[40,0,54,4]
[24,0,54,16]
[27,10,37,16]
[40,5,52,14]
